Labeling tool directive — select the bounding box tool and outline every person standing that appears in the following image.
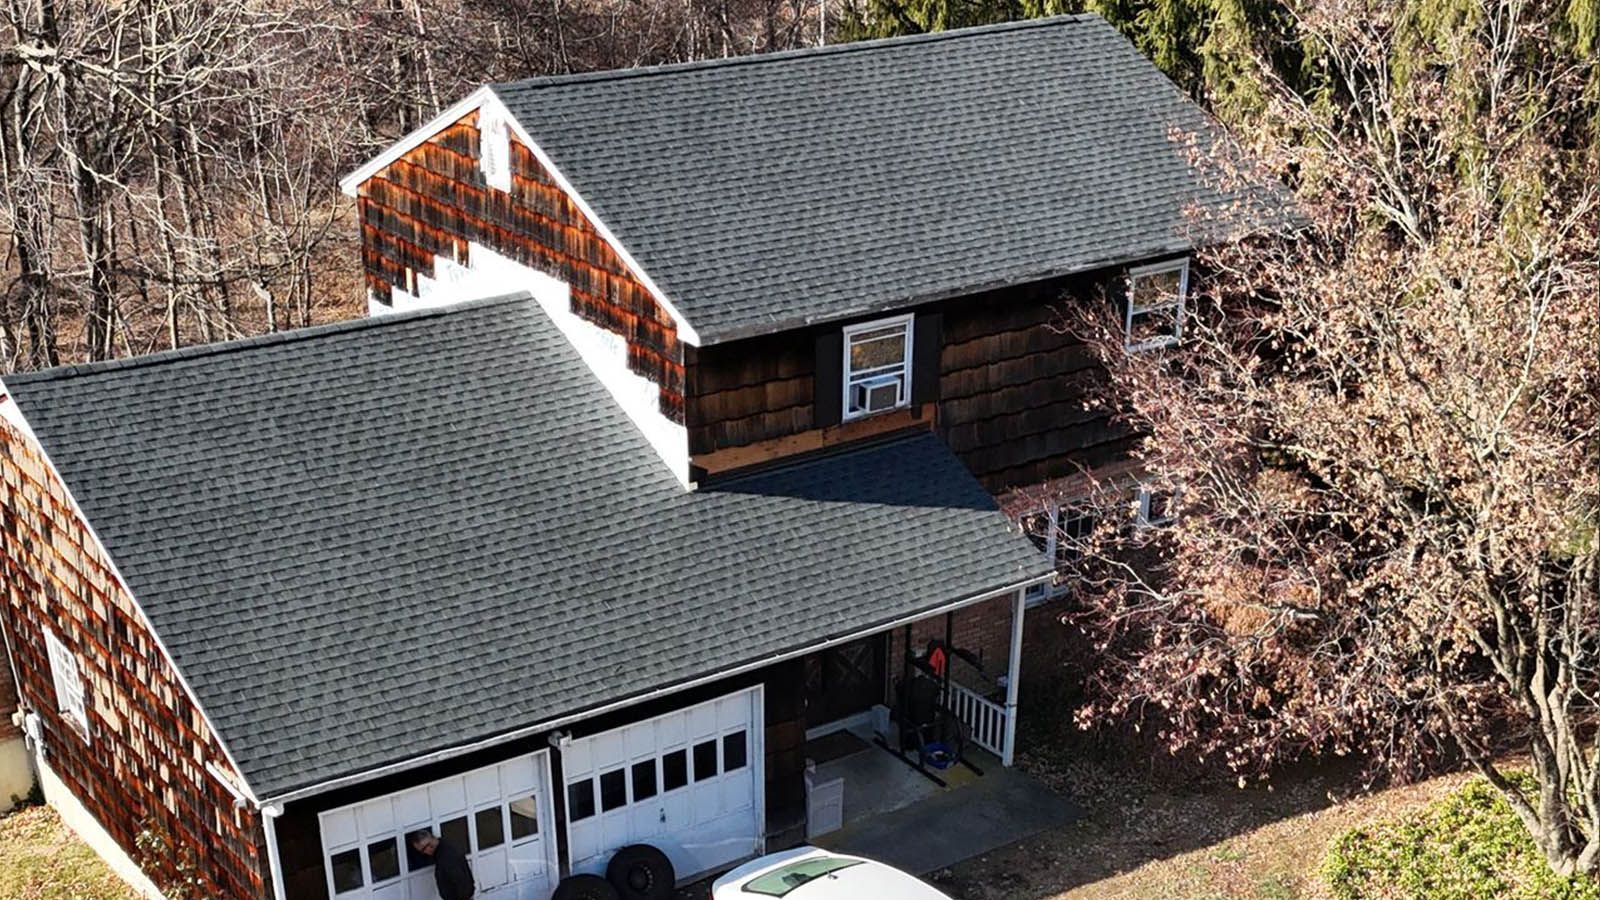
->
[406,828,476,900]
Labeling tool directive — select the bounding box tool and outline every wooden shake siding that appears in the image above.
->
[937,279,1138,492]
[0,422,271,899]
[685,275,1137,489]
[357,111,687,423]
[685,331,815,455]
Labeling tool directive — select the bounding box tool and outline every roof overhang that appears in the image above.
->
[258,569,1051,807]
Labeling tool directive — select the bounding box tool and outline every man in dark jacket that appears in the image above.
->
[407,828,475,900]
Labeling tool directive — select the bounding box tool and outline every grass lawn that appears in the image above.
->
[0,804,136,900]
[935,752,1478,900]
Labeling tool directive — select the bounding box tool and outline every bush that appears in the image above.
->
[1322,775,1600,899]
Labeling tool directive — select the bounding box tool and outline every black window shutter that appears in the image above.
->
[911,311,943,405]
[814,330,844,427]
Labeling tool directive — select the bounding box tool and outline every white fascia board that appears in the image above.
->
[258,572,1051,807]
[338,87,493,196]
[481,89,702,347]
[339,87,703,347]
[0,380,263,807]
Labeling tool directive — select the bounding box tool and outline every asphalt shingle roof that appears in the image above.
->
[4,295,1051,800]
[493,15,1277,343]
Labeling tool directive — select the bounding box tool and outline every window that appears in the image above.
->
[599,769,628,811]
[842,315,913,420]
[1022,501,1096,607]
[1136,484,1177,528]
[693,740,718,782]
[479,106,512,192]
[1125,258,1189,351]
[475,806,505,849]
[42,629,89,741]
[367,837,400,882]
[744,857,865,896]
[631,760,658,801]
[439,816,470,853]
[566,779,596,821]
[723,731,748,771]
[662,749,688,791]
[330,848,363,893]
[509,797,540,841]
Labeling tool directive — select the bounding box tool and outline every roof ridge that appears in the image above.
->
[493,14,1099,92]
[2,293,533,386]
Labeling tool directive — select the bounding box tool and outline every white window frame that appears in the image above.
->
[841,314,914,421]
[42,628,89,742]
[1022,500,1096,607]
[1135,483,1178,529]
[479,106,512,192]
[1125,258,1189,352]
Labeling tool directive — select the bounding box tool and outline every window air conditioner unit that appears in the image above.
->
[852,374,902,414]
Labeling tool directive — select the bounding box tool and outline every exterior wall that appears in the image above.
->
[356,108,685,424]
[683,271,1137,489]
[272,662,807,899]
[938,276,1138,492]
[0,418,271,899]
[1,630,33,811]
[886,594,1017,700]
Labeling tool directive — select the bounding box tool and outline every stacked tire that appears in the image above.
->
[552,844,675,900]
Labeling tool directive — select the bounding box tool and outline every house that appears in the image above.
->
[0,14,1281,900]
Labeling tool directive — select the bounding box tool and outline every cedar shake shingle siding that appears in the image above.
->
[0,420,271,899]
[358,109,687,422]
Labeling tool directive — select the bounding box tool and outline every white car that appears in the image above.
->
[710,847,954,899]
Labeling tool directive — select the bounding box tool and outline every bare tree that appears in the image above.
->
[1052,0,1600,877]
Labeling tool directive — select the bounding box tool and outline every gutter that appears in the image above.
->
[257,570,1053,807]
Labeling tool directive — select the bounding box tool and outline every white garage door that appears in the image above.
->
[565,686,764,881]
[319,750,560,900]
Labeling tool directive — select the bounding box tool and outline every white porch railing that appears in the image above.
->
[947,681,1008,758]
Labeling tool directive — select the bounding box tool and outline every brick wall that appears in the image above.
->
[0,419,272,899]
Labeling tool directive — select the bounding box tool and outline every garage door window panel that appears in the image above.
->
[600,769,628,811]
[723,732,747,771]
[693,740,718,782]
[567,779,596,821]
[632,760,658,801]
[663,749,688,791]
[509,797,539,841]
[367,837,400,883]
[475,806,506,850]
[331,848,364,893]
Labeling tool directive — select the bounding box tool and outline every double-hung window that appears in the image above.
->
[42,629,89,742]
[1022,500,1097,606]
[842,315,913,420]
[1125,258,1189,351]
[1135,483,1178,529]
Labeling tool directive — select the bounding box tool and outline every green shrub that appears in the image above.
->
[1322,775,1600,900]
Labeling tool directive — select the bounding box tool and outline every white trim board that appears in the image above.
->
[261,578,1047,807]
[339,87,702,346]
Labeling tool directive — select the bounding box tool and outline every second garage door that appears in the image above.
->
[563,686,764,882]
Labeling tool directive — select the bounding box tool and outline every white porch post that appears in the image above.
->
[1001,587,1026,766]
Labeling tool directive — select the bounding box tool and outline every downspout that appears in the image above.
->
[261,804,288,900]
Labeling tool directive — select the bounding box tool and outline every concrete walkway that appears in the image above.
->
[815,762,1082,875]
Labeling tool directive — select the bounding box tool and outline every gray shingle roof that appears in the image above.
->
[493,15,1278,343]
[4,295,1050,800]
